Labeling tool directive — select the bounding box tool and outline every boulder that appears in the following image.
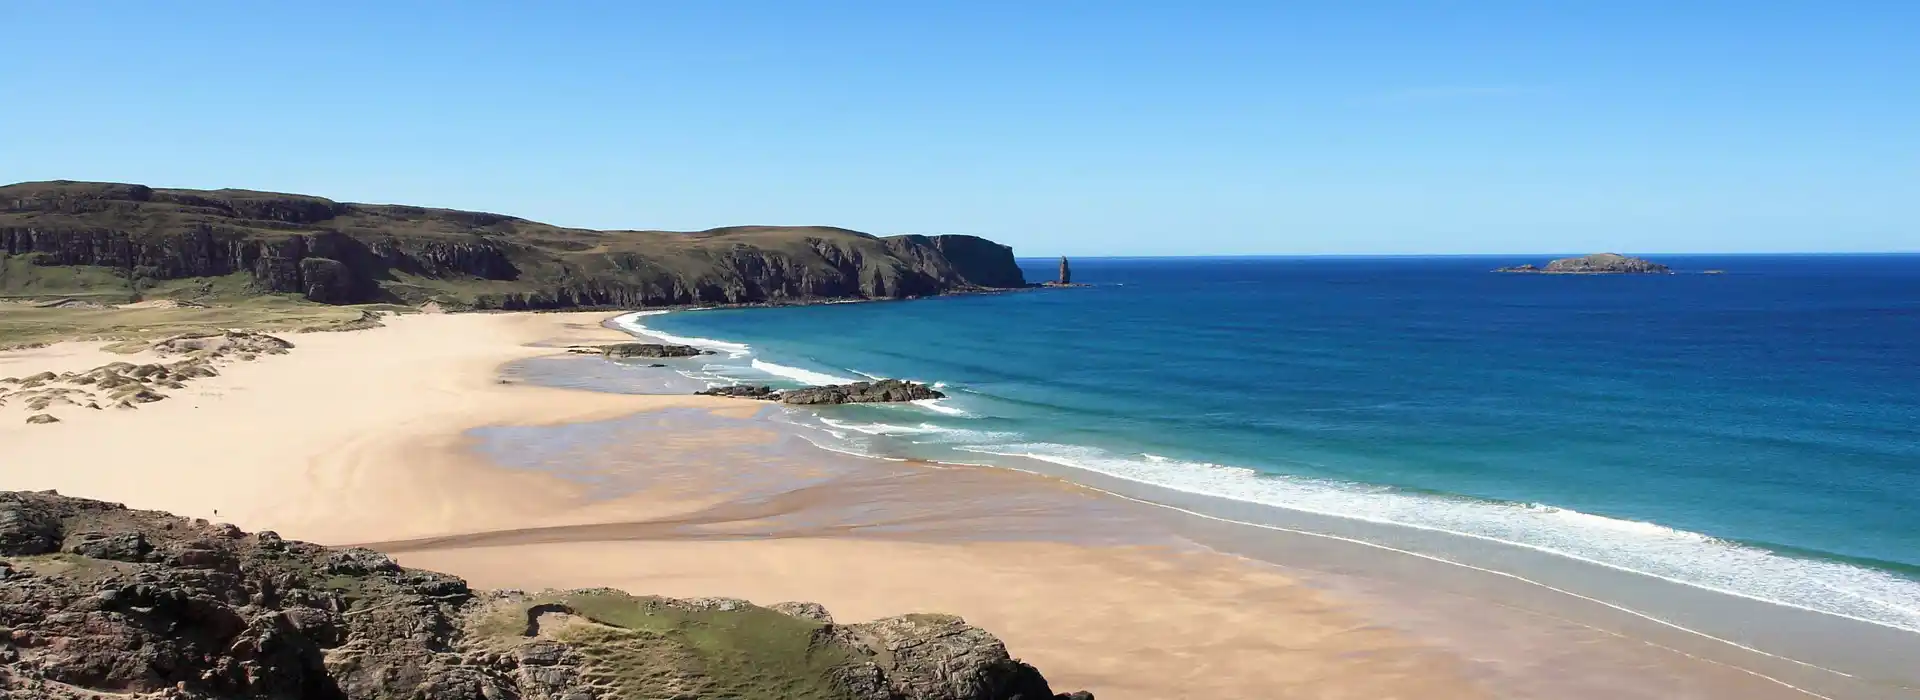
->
[838,614,1068,700]
[769,601,836,623]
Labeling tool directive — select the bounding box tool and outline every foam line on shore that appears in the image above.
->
[816,417,1013,442]
[1077,481,1850,699]
[613,311,752,358]
[757,438,1851,696]
[955,443,1920,636]
[751,359,856,386]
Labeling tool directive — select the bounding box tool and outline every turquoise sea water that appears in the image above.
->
[622,255,1920,633]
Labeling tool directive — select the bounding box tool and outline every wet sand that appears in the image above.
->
[389,397,1920,700]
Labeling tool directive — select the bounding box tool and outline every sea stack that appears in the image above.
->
[1059,256,1072,285]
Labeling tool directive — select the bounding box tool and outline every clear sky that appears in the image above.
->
[4,2,1916,256]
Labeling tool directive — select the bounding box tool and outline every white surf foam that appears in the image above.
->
[816,417,1013,443]
[817,417,925,436]
[751,359,856,386]
[850,369,889,381]
[955,442,1920,634]
[612,311,752,358]
[911,398,971,416]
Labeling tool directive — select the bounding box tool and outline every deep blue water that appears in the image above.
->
[625,255,1920,631]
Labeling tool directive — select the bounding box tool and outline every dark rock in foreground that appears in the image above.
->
[1496,253,1671,274]
[0,490,1089,700]
[698,379,946,405]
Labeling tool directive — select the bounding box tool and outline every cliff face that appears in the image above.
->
[0,181,1028,308]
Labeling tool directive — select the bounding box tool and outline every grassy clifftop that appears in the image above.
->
[0,181,1028,309]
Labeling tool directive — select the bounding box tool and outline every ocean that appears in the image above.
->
[617,255,1920,634]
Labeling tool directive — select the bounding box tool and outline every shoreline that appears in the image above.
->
[613,308,1920,623]
[3,308,1913,698]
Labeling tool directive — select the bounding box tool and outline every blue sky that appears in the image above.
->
[4,2,1916,255]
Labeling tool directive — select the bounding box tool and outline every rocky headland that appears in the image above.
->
[0,181,1030,310]
[1495,253,1671,274]
[0,490,1090,700]
[697,380,945,405]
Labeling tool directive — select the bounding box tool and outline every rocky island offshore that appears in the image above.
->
[1495,253,1672,274]
[0,490,1090,700]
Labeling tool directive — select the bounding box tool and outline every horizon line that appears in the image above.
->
[1019,251,1920,260]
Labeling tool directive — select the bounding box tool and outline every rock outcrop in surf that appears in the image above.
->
[697,379,945,405]
[569,342,711,359]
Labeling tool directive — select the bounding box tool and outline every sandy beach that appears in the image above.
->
[0,311,1493,699]
[1,310,1904,699]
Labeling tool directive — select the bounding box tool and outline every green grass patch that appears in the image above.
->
[0,256,135,302]
[5,553,133,580]
[471,591,865,700]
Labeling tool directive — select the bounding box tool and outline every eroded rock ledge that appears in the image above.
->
[0,490,1090,700]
